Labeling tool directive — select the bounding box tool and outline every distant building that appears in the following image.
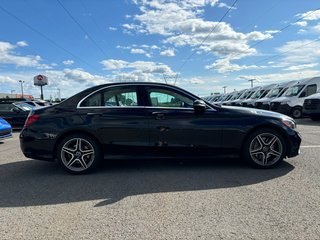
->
[0,93,33,99]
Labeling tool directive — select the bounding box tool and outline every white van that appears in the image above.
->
[270,77,320,118]
[302,90,320,121]
[255,81,297,110]
[241,84,276,108]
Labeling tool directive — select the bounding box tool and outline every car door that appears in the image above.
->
[142,85,223,158]
[77,85,149,156]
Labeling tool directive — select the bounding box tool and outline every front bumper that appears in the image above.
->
[286,130,302,158]
[0,129,12,140]
[270,103,292,116]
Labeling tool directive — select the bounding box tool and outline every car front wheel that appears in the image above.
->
[243,129,286,168]
[57,134,101,174]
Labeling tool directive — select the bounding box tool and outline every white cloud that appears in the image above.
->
[205,58,259,73]
[218,2,236,10]
[125,0,273,72]
[238,70,320,84]
[16,41,28,47]
[275,40,320,66]
[294,21,308,27]
[131,48,146,54]
[100,59,128,70]
[109,27,117,31]
[296,9,320,21]
[63,68,109,85]
[160,48,175,57]
[283,63,318,71]
[189,77,205,84]
[0,41,51,69]
[62,60,74,65]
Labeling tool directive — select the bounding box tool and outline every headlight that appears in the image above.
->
[280,101,289,105]
[282,119,296,129]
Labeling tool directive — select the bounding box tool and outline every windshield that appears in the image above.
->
[251,89,264,99]
[267,87,283,98]
[13,102,33,111]
[284,85,305,97]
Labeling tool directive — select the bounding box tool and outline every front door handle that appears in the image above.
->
[152,111,166,120]
[87,112,102,116]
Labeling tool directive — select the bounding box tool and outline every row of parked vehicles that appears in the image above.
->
[0,98,52,130]
[203,76,320,120]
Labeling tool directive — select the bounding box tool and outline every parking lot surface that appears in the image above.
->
[0,119,320,239]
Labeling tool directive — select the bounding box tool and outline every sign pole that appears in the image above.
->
[40,86,44,100]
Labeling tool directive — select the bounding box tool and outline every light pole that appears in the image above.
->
[240,77,256,88]
[18,80,24,98]
[57,88,61,101]
[11,90,15,97]
[248,78,256,88]
[223,86,227,94]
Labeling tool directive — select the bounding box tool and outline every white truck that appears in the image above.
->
[270,77,320,118]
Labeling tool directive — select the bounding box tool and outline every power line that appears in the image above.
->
[229,7,320,61]
[177,0,239,73]
[249,7,320,50]
[255,37,320,65]
[0,4,99,71]
[56,0,109,59]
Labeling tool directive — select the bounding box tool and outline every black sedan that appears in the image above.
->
[20,82,301,174]
[0,102,31,129]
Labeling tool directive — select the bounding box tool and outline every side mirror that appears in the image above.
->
[12,107,20,113]
[193,100,206,113]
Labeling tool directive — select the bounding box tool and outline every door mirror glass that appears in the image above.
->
[193,100,206,113]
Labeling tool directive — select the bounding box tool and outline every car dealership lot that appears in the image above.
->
[0,119,320,240]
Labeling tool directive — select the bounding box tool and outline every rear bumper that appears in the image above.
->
[19,129,56,161]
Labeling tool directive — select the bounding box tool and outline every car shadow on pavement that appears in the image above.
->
[0,158,294,208]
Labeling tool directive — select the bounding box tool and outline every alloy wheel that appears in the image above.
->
[60,138,95,172]
[249,133,283,166]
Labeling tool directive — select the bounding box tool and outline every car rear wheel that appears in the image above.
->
[57,134,101,174]
[243,128,286,168]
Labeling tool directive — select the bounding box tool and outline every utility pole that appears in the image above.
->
[248,79,256,88]
[19,80,24,98]
[223,86,227,94]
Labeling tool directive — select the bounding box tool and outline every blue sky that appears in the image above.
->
[0,0,320,99]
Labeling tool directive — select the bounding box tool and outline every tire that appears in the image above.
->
[57,134,101,174]
[292,107,302,119]
[243,128,286,169]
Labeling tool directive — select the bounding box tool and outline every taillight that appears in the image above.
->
[24,114,40,127]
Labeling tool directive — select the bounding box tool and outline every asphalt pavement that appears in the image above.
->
[0,119,320,239]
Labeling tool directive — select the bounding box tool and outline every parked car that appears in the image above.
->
[270,77,320,118]
[0,117,12,140]
[0,102,31,128]
[302,90,320,121]
[20,82,301,174]
[255,81,297,110]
